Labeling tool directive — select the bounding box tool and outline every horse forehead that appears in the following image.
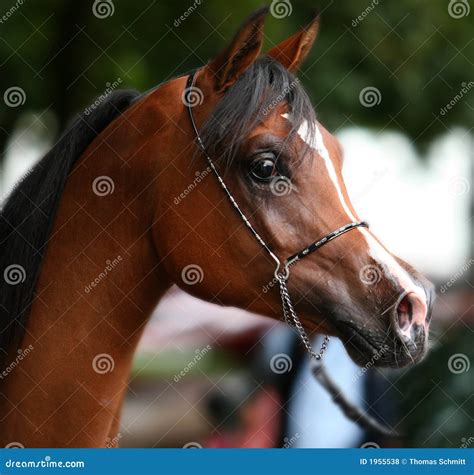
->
[249,113,290,138]
[281,114,340,162]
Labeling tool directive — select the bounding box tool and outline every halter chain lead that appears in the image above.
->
[185,72,368,361]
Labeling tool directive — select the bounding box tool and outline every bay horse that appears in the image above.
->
[0,7,434,447]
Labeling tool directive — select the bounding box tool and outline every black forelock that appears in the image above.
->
[199,56,316,167]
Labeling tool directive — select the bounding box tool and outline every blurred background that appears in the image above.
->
[0,0,472,448]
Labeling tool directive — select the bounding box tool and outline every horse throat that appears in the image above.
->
[0,114,171,447]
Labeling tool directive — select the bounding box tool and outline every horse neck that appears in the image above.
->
[0,100,172,447]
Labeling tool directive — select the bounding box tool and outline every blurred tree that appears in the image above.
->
[0,0,472,448]
[0,0,472,155]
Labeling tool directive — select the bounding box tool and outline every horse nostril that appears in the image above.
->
[397,295,412,331]
[396,292,428,339]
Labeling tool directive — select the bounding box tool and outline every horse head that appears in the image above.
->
[146,8,434,368]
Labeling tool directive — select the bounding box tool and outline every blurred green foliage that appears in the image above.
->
[397,325,473,448]
[0,0,472,448]
[0,0,473,159]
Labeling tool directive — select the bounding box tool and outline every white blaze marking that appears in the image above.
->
[282,114,427,300]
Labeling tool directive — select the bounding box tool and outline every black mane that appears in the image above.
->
[200,57,316,166]
[0,90,139,367]
[0,58,315,369]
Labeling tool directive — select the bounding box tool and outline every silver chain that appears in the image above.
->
[185,71,330,361]
[277,274,330,360]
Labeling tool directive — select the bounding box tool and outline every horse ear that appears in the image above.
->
[205,7,268,91]
[267,15,320,72]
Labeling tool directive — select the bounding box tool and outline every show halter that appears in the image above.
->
[185,71,368,361]
[184,71,399,437]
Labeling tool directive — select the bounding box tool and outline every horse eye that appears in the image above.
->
[250,154,277,182]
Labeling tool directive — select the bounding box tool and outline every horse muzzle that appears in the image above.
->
[332,278,435,368]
